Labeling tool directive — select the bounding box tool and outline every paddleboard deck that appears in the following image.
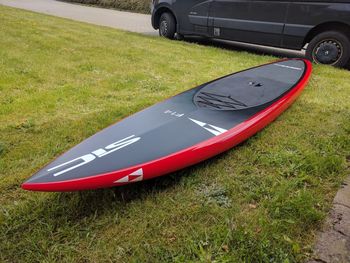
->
[22,59,312,191]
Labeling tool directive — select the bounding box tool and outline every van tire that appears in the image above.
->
[306,30,350,68]
[159,13,176,39]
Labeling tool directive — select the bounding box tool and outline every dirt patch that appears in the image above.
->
[309,177,350,263]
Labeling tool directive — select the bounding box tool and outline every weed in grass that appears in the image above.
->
[196,182,232,208]
[0,141,6,156]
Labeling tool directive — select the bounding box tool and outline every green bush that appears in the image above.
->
[64,0,151,13]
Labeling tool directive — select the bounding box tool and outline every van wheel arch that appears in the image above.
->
[304,22,350,47]
[153,7,177,30]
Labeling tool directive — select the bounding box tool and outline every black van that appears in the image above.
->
[151,0,350,67]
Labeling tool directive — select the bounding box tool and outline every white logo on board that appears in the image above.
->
[188,118,227,136]
[114,168,143,184]
[48,135,141,177]
[164,110,184,118]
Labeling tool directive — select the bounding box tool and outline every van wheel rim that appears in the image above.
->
[312,39,343,65]
[160,21,168,36]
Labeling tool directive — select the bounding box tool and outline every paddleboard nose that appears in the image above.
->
[21,182,48,191]
[21,181,40,191]
[21,172,59,191]
[21,174,77,192]
[21,181,69,192]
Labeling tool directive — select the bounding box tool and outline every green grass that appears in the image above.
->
[0,5,350,263]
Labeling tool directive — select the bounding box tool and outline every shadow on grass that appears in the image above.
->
[183,36,305,59]
[53,146,236,221]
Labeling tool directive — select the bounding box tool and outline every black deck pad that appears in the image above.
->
[194,61,303,110]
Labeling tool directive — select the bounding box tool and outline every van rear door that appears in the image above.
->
[210,0,289,47]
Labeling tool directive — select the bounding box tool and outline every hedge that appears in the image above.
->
[64,0,151,14]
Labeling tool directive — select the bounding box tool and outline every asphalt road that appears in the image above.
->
[0,0,157,35]
[0,0,304,58]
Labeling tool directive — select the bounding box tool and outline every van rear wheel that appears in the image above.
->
[159,12,176,39]
[306,31,350,68]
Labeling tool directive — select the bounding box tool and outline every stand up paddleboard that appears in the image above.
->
[22,59,312,191]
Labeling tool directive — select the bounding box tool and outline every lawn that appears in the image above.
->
[0,5,349,263]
